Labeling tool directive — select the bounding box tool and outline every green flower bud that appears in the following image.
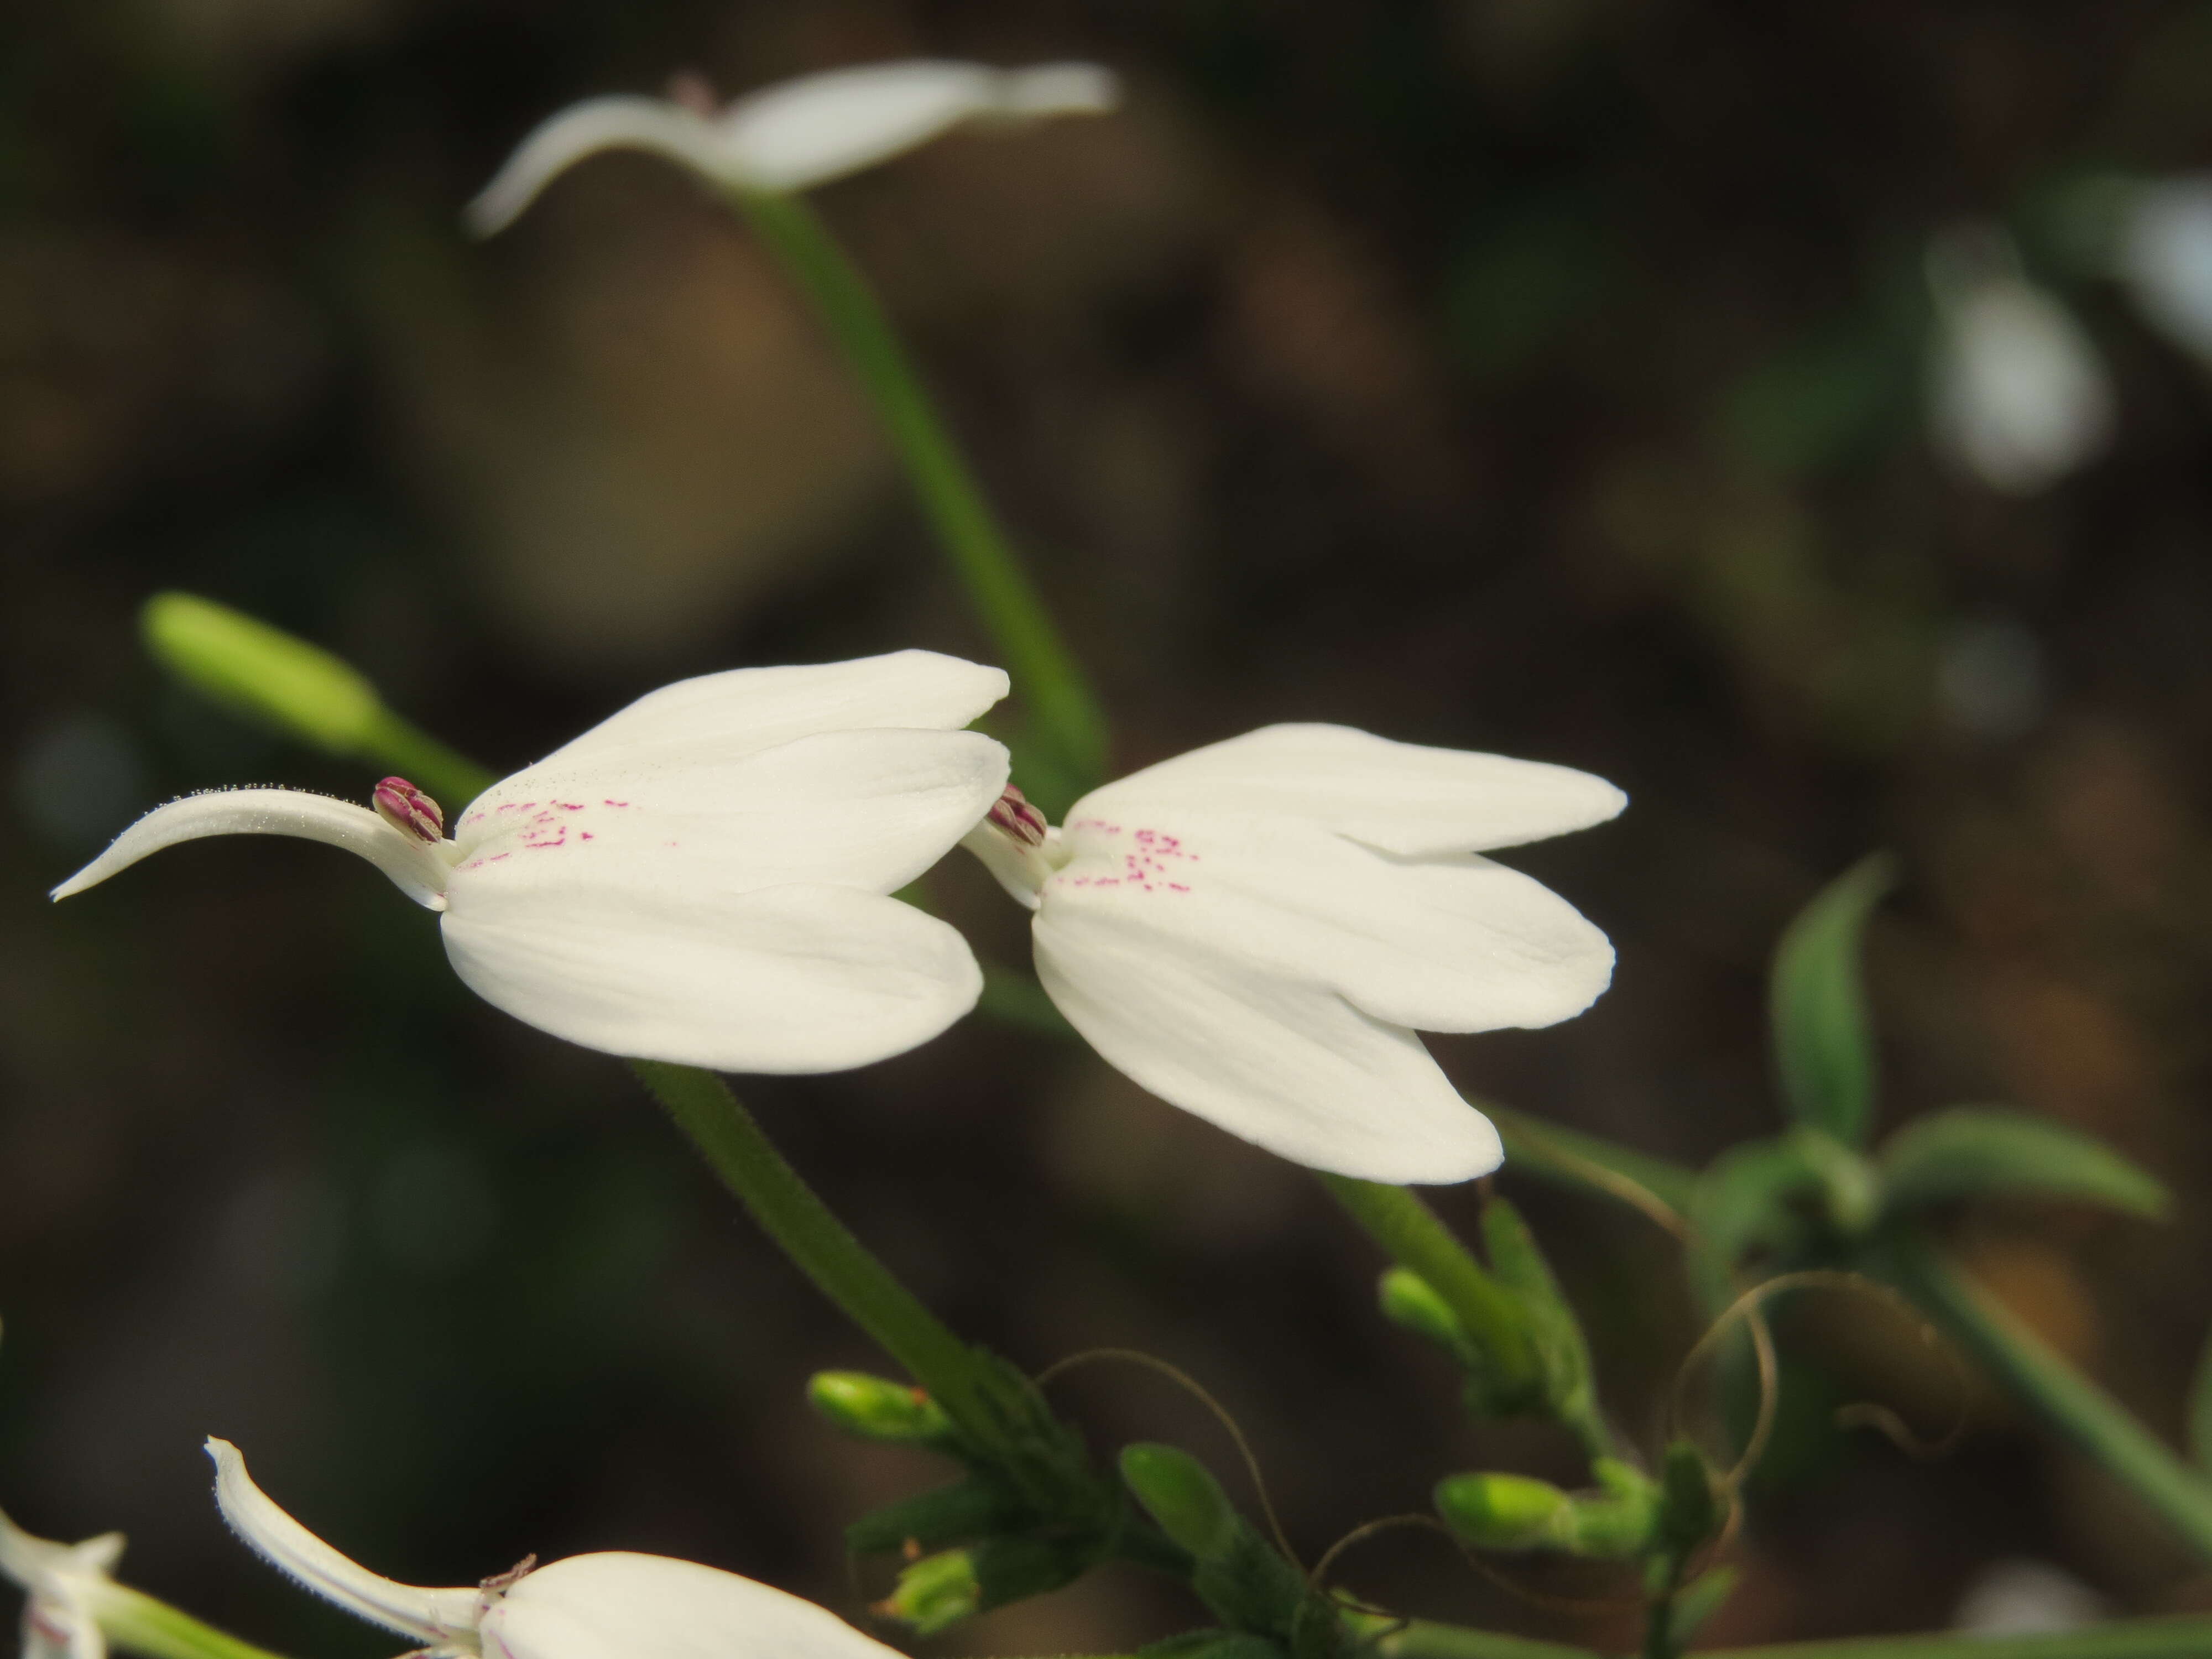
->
[807,1371,954,1446]
[143,593,383,755]
[878,1548,982,1637]
[1378,1269,1477,1365]
[1120,1442,1239,1563]
[1433,1472,1573,1551]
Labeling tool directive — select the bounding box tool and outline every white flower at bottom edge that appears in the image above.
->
[465,58,1118,237]
[0,1507,126,1659]
[963,723,1625,1186]
[53,651,1010,1076]
[204,1440,899,1659]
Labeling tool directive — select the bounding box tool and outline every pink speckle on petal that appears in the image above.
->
[580,831,594,841]
[603,799,629,807]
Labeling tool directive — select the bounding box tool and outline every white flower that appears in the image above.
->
[0,1509,126,1659]
[205,1439,902,1659]
[466,58,1119,237]
[1925,223,2115,494]
[2114,175,2212,369]
[963,724,1624,1185]
[53,652,1010,1074]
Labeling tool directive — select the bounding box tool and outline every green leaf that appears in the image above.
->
[1880,1106,2169,1221]
[2192,1328,2212,1473]
[1769,853,1896,1146]
[1665,1564,1740,1647]
[1687,1136,1825,1311]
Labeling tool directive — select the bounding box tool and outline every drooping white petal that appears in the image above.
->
[441,881,982,1073]
[1072,724,1626,857]
[50,790,451,911]
[482,1552,903,1659]
[528,652,1009,773]
[1034,902,1503,1183]
[2117,176,2212,367]
[714,60,1118,193]
[464,96,737,237]
[1045,814,1613,1034]
[205,1440,479,1645]
[1926,227,2114,495]
[456,728,1007,898]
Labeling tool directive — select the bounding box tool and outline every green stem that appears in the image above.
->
[630,1059,999,1433]
[1489,1106,1698,1218]
[731,186,1108,802]
[98,1586,294,1659]
[1318,1175,1542,1405]
[1877,1232,2212,1563]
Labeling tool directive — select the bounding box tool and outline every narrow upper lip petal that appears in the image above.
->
[465,95,734,237]
[714,59,1119,193]
[205,1439,480,1644]
[49,789,451,911]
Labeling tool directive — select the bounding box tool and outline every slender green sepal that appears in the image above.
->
[845,1478,1022,1556]
[1121,1444,1241,1564]
[1769,854,1896,1146]
[1653,1440,1720,1559]
[1481,1198,1604,1453]
[100,1587,295,1659]
[1490,1105,1697,1216]
[1686,1137,1825,1310]
[1879,1107,2168,1222]
[1379,1268,1482,1369]
[1664,1564,1739,1648]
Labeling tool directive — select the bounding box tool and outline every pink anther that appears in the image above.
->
[985,784,1050,849]
[373,778,445,843]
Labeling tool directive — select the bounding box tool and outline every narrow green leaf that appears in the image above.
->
[1665,1564,1739,1647]
[1770,853,1897,1145]
[1880,1106,2168,1221]
[2192,1328,2212,1474]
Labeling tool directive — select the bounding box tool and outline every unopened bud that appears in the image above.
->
[877,1548,980,1637]
[1119,1442,1239,1563]
[1378,1269,1477,1366]
[1434,1472,1573,1552]
[373,778,445,843]
[143,592,383,755]
[806,1371,954,1446]
[985,784,1049,848]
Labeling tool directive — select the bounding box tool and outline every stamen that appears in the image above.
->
[373,778,446,843]
[986,784,1049,848]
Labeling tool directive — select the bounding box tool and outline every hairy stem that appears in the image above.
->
[631,1060,999,1434]
[731,186,1108,803]
[1317,1175,1542,1404]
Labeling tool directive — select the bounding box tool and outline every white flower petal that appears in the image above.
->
[1073,724,1626,857]
[441,881,982,1073]
[1047,815,1613,1033]
[1926,228,2114,494]
[717,60,1118,193]
[1034,902,1503,1184]
[526,652,1009,774]
[205,1440,479,1644]
[465,96,735,237]
[49,790,450,910]
[2118,176,2212,367]
[0,1515,117,1659]
[483,1553,901,1659]
[455,729,1006,896]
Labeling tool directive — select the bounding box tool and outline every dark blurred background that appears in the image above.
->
[7,1,2212,1651]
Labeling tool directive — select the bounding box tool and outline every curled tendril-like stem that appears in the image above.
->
[1669,1269,1972,1495]
[1032,1347,1300,1568]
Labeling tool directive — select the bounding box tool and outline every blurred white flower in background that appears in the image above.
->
[207,1439,907,1659]
[2112,174,2212,370]
[0,1511,125,1659]
[1926,223,2115,494]
[52,653,1009,1075]
[1952,1558,2105,1635]
[964,725,1624,1185]
[467,59,1119,236]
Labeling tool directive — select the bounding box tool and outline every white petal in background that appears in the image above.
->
[466,59,1119,235]
[2116,175,2212,369]
[1926,223,2115,495]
